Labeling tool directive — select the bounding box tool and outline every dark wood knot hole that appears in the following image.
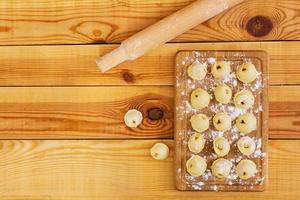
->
[246,15,273,37]
[148,108,164,120]
[122,69,135,83]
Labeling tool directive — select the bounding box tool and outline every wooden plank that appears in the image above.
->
[0,0,299,45]
[0,86,173,139]
[0,86,297,139]
[0,139,299,200]
[0,42,300,86]
[269,86,300,138]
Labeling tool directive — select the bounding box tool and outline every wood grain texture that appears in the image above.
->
[0,86,173,139]
[269,86,300,138]
[0,0,299,45]
[0,139,299,200]
[0,42,300,86]
[0,86,297,139]
[0,1,299,199]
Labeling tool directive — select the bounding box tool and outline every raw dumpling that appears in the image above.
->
[188,61,207,80]
[186,155,207,177]
[236,63,258,83]
[150,143,169,160]
[191,88,210,109]
[236,113,257,134]
[211,158,233,178]
[124,109,143,128]
[234,90,255,109]
[213,136,230,157]
[236,159,257,180]
[213,112,232,131]
[190,113,209,132]
[237,136,256,156]
[211,61,231,79]
[214,84,232,104]
[188,132,206,154]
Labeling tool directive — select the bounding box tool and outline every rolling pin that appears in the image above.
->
[96,0,245,72]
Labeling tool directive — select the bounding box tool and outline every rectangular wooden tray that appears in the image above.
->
[174,50,268,191]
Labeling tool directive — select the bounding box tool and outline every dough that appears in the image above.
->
[213,112,232,131]
[236,62,258,83]
[191,88,210,109]
[214,84,232,104]
[150,143,169,160]
[187,61,207,80]
[211,158,233,178]
[237,136,256,156]
[234,90,255,109]
[236,113,257,134]
[211,61,231,79]
[190,113,209,132]
[236,159,257,180]
[188,132,206,154]
[213,136,230,157]
[186,155,207,177]
[124,109,143,128]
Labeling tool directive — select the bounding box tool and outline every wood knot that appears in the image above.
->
[246,16,273,37]
[122,70,135,83]
[148,108,164,120]
[92,29,102,37]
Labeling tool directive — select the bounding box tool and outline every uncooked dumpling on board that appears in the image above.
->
[211,61,231,79]
[211,158,233,179]
[187,61,207,80]
[190,113,209,133]
[237,136,256,156]
[236,159,257,180]
[191,88,210,109]
[213,136,230,157]
[213,112,232,131]
[234,90,255,109]
[236,63,258,83]
[236,113,257,134]
[188,132,206,154]
[214,84,232,104]
[186,155,207,177]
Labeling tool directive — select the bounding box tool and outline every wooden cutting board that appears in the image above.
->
[175,51,268,191]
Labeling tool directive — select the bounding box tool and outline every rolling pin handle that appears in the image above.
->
[96,46,129,73]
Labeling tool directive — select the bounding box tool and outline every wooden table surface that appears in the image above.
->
[0,0,299,199]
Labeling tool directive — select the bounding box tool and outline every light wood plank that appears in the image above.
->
[0,139,299,200]
[0,86,297,139]
[0,0,299,45]
[0,42,299,86]
[269,86,300,138]
[0,86,173,139]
